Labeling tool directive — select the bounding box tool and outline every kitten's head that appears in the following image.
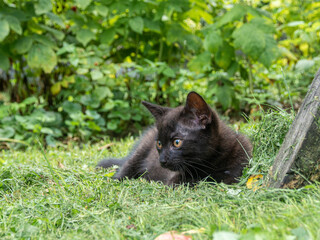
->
[142,92,219,173]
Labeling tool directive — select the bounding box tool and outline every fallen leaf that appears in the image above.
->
[155,231,192,240]
[246,174,263,191]
[58,162,65,169]
[98,143,114,151]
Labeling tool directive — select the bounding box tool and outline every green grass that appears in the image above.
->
[0,109,319,239]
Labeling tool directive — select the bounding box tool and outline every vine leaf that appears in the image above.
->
[35,0,52,15]
[129,17,144,34]
[204,30,223,54]
[27,43,57,73]
[6,16,22,35]
[0,19,10,42]
[76,29,95,46]
[76,0,92,9]
[233,23,266,60]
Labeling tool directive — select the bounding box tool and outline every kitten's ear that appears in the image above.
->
[142,101,169,120]
[185,91,213,128]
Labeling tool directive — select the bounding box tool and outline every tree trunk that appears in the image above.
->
[268,68,320,188]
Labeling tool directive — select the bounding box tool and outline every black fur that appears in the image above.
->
[97,92,252,185]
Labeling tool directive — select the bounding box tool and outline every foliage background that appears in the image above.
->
[0,0,320,148]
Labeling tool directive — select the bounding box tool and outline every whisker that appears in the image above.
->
[184,162,210,177]
[181,163,195,183]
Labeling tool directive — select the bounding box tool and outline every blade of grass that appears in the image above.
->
[281,67,294,112]
[37,139,67,194]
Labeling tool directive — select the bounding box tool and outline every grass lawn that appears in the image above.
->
[0,110,319,239]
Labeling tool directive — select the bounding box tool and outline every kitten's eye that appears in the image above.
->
[173,139,182,148]
[156,140,162,150]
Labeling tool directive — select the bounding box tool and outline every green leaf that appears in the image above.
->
[107,120,118,131]
[88,121,101,131]
[22,96,38,105]
[46,135,57,147]
[47,13,65,28]
[62,101,82,114]
[101,101,115,112]
[129,17,144,34]
[295,59,315,72]
[91,69,103,80]
[57,42,75,55]
[40,24,65,41]
[0,19,10,42]
[0,126,15,138]
[216,85,233,110]
[32,34,56,49]
[204,30,223,54]
[166,23,185,44]
[41,127,54,135]
[162,67,175,78]
[279,47,297,61]
[5,16,22,34]
[80,95,100,108]
[109,111,131,121]
[95,4,109,17]
[188,52,211,73]
[76,29,95,46]
[258,35,279,67]
[100,28,116,45]
[0,52,9,71]
[215,41,234,70]
[76,0,92,9]
[51,82,61,95]
[52,128,62,137]
[217,4,247,27]
[185,34,202,52]
[132,114,142,121]
[233,23,266,59]
[35,0,52,15]
[287,21,305,27]
[249,17,275,33]
[227,61,239,77]
[86,110,101,119]
[12,37,33,54]
[93,87,113,100]
[144,19,161,33]
[247,5,264,17]
[27,44,57,73]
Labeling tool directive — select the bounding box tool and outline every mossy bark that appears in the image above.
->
[268,68,320,188]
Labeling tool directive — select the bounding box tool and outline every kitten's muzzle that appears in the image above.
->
[159,156,168,166]
[159,156,179,171]
[160,156,174,170]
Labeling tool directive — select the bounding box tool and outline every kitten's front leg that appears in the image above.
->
[114,158,145,180]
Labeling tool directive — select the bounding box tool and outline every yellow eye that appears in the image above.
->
[173,139,182,148]
[156,140,162,150]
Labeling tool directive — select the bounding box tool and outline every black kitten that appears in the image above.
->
[97,92,252,185]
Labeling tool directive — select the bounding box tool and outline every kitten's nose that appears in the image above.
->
[159,156,167,165]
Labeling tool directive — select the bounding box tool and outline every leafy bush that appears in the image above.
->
[0,0,319,147]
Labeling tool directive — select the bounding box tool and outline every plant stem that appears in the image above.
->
[158,38,163,62]
[247,57,253,93]
[135,33,139,62]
